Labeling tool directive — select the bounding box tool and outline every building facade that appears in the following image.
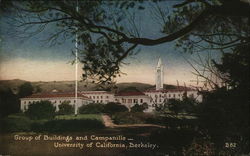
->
[20,93,92,112]
[80,91,114,104]
[20,58,202,112]
[114,91,151,109]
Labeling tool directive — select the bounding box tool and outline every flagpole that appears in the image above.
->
[74,0,79,116]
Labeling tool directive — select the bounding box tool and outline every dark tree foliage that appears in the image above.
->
[0,88,19,118]
[167,99,183,116]
[78,103,104,114]
[25,101,56,120]
[58,101,74,115]
[214,44,250,90]
[130,103,148,112]
[199,44,250,153]
[104,102,128,114]
[18,82,34,98]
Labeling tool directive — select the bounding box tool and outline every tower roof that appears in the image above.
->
[157,58,162,68]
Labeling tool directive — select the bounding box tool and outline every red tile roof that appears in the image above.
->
[81,91,113,95]
[22,93,90,100]
[115,91,146,97]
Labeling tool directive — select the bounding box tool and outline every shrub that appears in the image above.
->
[58,101,74,115]
[130,103,148,112]
[112,112,155,124]
[0,114,32,132]
[79,103,104,114]
[41,119,104,132]
[104,102,128,114]
[25,101,56,120]
[149,128,198,155]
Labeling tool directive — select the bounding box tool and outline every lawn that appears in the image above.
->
[55,114,103,121]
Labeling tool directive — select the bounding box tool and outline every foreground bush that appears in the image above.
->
[0,114,32,132]
[130,103,148,112]
[112,112,155,124]
[26,101,56,120]
[58,101,74,115]
[79,103,104,114]
[104,102,128,114]
[31,119,104,132]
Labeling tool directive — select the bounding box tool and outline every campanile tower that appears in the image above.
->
[156,58,164,90]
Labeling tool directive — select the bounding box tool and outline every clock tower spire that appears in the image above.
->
[156,58,164,90]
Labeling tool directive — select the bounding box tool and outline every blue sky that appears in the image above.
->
[0,1,221,86]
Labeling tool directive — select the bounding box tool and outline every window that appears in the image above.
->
[159,94,161,98]
[54,101,56,103]
[24,101,26,104]
[140,99,143,103]
[97,100,99,103]
[106,96,109,99]
[159,99,161,102]
[97,96,99,99]
[100,100,103,103]
[173,94,176,98]
[100,96,103,99]
[155,95,158,98]
[122,99,126,103]
[74,100,76,103]
[128,99,132,103]
[133,99,138,103]
[93,96,95,99]
[169,94,171,97]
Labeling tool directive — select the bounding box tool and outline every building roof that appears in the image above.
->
[115,91,147,97]
[80,91,113,95]
[21,92,91,100]
[144,87,195,93]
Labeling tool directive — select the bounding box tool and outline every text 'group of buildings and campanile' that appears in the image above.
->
[20,58,202,112]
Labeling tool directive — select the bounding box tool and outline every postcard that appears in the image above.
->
[0,0,249,156]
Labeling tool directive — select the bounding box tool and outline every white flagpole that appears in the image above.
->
[74,0,79,116]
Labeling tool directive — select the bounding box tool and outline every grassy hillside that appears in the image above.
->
[0,79,178,94]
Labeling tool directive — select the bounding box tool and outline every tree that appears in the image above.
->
[79,103,104,114]
[18,82,34,98]
[130,103,148,112]
[58,101,74,115]
[0,88,19,118]
[167,99,183,116]
[25,101,56,120]
[104,102,128,115]
[2,0,249,84]
[198,44,250,153]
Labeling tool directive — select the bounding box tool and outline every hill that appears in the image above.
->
[0,79,178,94]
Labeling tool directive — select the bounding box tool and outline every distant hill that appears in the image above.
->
[0,79,179,94]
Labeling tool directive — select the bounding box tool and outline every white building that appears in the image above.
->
[20,93,92,112]
[80,91,114,104]
[20,58,202,113]
[114,91,151,109]
[144,58,202,111]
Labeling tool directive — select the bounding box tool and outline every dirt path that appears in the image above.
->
[102,115,165,128]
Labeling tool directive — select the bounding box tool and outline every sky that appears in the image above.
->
[0,1,221,86]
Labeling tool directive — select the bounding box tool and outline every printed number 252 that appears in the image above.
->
[225,142,236,148]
